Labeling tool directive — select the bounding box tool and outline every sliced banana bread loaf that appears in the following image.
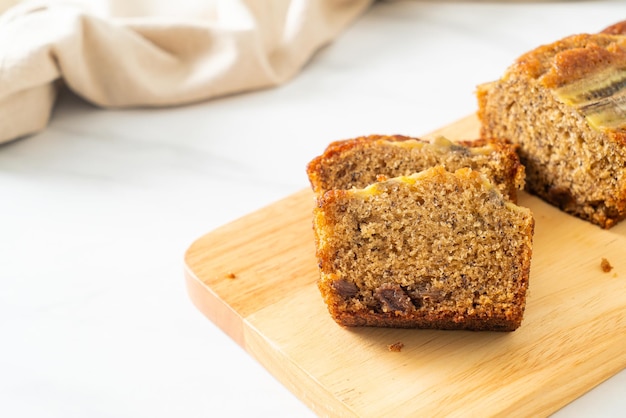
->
[477,32,626,228]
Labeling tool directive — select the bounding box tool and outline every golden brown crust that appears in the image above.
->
[512,33,626,88]
[328,308,523,332]
[600,20,626,35]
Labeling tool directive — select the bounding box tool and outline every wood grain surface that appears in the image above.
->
[184,115,626,417]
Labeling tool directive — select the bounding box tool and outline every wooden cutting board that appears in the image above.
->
[184,115,626,417]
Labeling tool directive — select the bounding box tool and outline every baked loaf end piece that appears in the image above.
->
[306,135,525,202]
[313,166,534,331]
[477,33,626,228]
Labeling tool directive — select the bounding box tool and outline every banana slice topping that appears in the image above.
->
[555,67,626,131]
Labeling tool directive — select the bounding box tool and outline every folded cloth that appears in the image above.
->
[0,0,372,144]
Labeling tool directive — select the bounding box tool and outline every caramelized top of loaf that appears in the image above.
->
[512,33,626,88]
[600,20,626,35]
[306,135,524,201]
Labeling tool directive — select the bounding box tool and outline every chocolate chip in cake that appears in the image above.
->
[331,279,359,298]
[374,283,414,313]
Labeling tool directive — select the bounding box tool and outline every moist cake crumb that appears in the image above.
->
[312,166,535,331]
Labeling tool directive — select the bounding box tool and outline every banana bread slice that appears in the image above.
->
[313,166,534,331]
[306,135,524,202]
[477,32,626,228]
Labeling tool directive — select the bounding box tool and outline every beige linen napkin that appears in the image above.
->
[0,0,372,144]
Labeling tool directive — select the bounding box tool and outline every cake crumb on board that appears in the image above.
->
[600,258,613,273]
[388,342,404,352]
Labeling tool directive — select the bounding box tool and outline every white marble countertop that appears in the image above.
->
[2,1,626,417]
